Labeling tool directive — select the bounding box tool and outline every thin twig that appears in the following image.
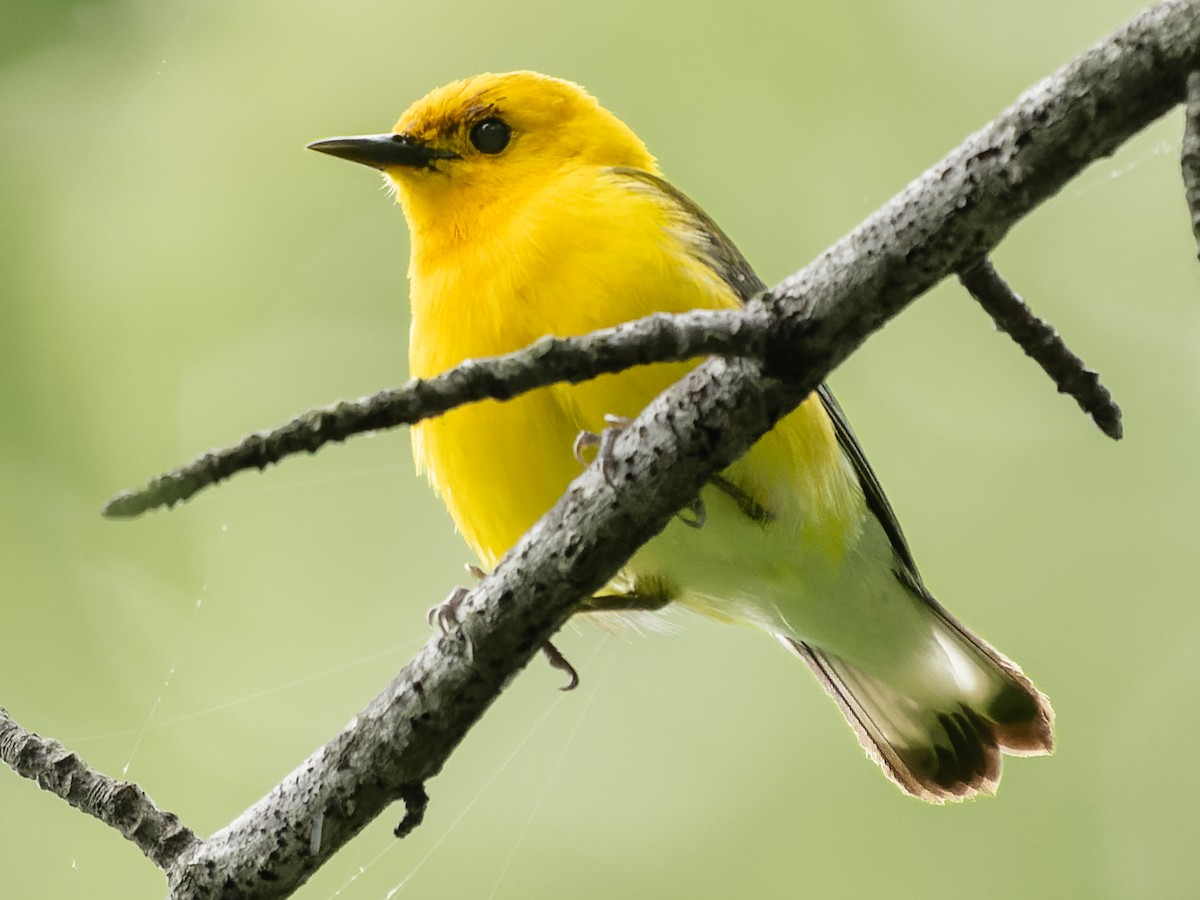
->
[392,783,429,838]
[1182,70,1200,259]
[958,259,1123,439]
[102,308,767,519]
[0,707,198,870]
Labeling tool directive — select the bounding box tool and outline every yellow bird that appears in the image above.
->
[309,71,1053,802]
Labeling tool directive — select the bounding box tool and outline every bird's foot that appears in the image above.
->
[541,640,580,691]
[450,562,579,689]
[427,586,474,660]
[675,496,706,529]
[574,414,703,527]
[572,414,633,485]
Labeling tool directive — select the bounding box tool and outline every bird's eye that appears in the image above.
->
[469,118,511,154]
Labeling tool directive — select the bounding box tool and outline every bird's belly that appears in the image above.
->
[629,489,939,687]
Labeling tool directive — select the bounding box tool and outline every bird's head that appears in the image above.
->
[308,71,657,235]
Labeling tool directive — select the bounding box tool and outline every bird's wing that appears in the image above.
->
[813,383,924,590]
[610,169,1054,801]
[610,167,925,588]
[609,167,765,305]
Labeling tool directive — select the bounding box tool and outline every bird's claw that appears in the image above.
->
[427,586,474,660]
[576,415,702,526]
[427,585,468,632]
[541,639,580,691]
[572,430,600,466]
[574,414,633,486]
[431,563,489,632]
[450,562,576,688]
[676,495,706,529]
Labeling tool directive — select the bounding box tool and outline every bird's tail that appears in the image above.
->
[781,608,1054,803]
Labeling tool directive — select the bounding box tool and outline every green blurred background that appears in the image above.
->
[3,1,1197,897]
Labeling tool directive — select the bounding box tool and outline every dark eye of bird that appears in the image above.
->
[469,118,511,154]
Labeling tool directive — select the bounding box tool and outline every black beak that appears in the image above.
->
[306,133,459,170]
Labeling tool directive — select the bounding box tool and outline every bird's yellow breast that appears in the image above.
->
[406,164,860,570]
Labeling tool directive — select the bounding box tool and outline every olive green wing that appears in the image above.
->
[610,166,924,587]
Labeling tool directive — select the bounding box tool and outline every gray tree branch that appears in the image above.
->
[0,708,197,870]
[1182,69,1200,256]
[102,266,1118,521]
[4,2,1198,898]
[101,307,769,518]
[958,259,1123,438]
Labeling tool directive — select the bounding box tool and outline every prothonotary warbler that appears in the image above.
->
[309,71,1053,802]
